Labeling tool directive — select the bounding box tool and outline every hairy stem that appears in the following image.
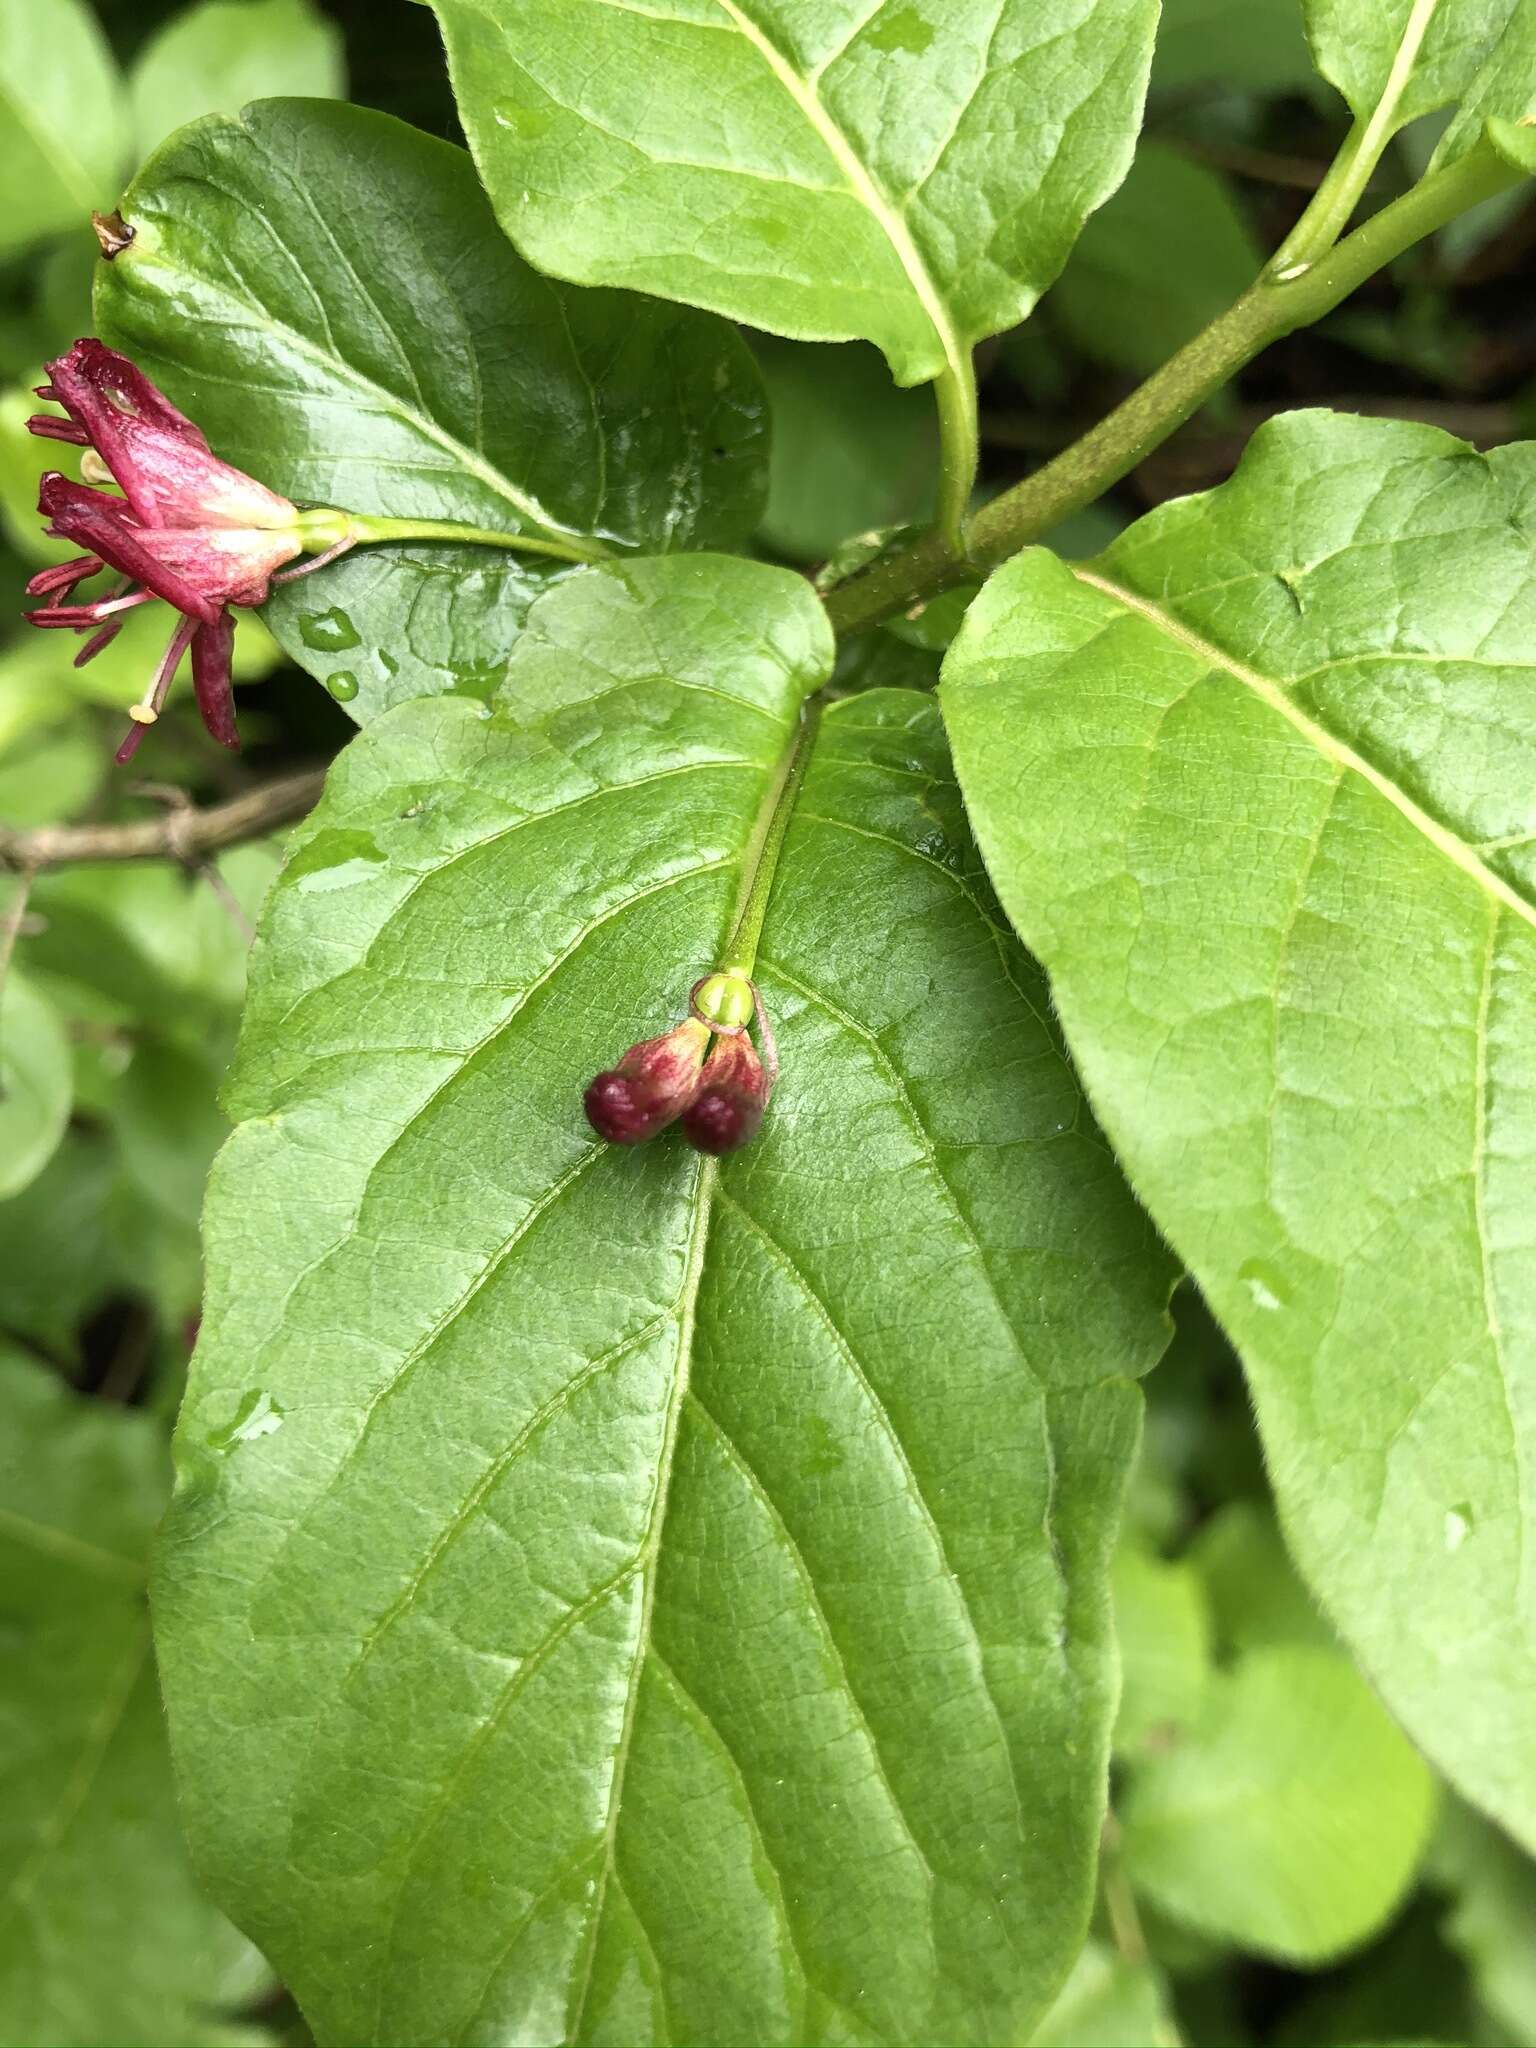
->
[346,513,607,565]
[824,137,1529,637]
[719,703,821,978]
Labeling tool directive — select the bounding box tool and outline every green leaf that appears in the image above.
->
[1151,0,1316,97]
[96,98,769,715]
[755,337,937,564]
[1431,1803,1536,2046]
[1304,0,1535,159]
[263,544,562,723]
[1028,1939,1181,2048]
[942,412,1536,1852]
[0,1133,120,1358]
[129,0,345,157]
[0,969,71,1202]
[0,1348,267,2044]
[1111,1546,1212,1758]
[157,555,1174,2045]
[0,0,127,260]
[1122,1644,1437,1963]
[1187,1503,1332,1657]
[430,0,1160,388]
[1045,143,1260,378]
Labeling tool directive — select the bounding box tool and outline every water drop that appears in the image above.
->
[1238,1257,1287,1312]
[377,649,400,680]
[299,606,361,652]
[492,98,552,139]
[1444,1503,1474,1551]
[206,1388,284,1451]
[326,670,360,702]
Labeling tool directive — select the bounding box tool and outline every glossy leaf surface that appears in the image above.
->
[95,99,768,714]
[431,0,1159,388]
[157,557,1173,2045]
[943,411,1536,1851]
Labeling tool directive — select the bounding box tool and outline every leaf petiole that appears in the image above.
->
[343,512,610,564]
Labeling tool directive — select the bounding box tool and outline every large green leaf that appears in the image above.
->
[1304,0,1536,160]
[941,411,1536,1849]
[0,1349,266,2044]
[157,556,1173,2046]
[0,0,126,260]
[430,0,1159,389]
[95,99,768,718]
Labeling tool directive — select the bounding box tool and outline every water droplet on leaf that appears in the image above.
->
[1444,1503,1474,1551]
[1238,1257,1287,1311]
[299,607,361,652]
[207,1388,284,1451]
[326,670,359,702]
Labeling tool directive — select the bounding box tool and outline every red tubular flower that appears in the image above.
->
[680,1032,773,1155]
[21,339,330,762]
[584,1019,711,1144]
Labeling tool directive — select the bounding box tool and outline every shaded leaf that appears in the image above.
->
[431,0,1160,387]
[0,970,71,1202]
[129,0,345,156]
[942,411,1536,1848]
[157,556,1173,2045]
[1122,1645,1437,1963]
[1045,142,1260,378]
[1111,1546,1212,1758]
[1430,1803,1536,2046]
[0,1348,267,2044]
[0,0,126,260]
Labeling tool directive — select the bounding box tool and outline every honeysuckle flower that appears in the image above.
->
[584,974,778,1154]
[584,1018,711,1144]
[22,340,351,762]
[680,1031,773,1155]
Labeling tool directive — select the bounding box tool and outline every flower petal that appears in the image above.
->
[37,473,222,624]
[191,611,240,750]
[44,339,299,532]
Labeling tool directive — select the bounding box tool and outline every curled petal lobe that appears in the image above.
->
[681,1032,772,1155]
[584,1019,709,1144]
[34,474,221,624]
[191,612,240,750]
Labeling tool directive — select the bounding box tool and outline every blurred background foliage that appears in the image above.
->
[2,0,1535,2042]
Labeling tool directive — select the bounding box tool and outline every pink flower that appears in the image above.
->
[22,340,327,762]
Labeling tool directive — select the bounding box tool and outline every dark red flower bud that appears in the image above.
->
[584,1018,709,1144]
[681,1032,772,1155]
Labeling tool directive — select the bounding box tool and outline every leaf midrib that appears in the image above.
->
[1071,566,1536,937]
[708,0,969,388]
[121,231,607,556]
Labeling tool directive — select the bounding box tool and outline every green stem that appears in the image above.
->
[345,513,608,565]
[824,136,1528,638]
[932,353,980,558]
[718,702,821,978]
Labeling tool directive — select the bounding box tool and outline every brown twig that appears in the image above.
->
[0,769,326,874]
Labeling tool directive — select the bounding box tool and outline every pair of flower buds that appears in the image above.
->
[585,973,777,1156]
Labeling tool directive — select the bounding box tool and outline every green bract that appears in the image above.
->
[943,410,1536,1853]
[157,557,1173,2045]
